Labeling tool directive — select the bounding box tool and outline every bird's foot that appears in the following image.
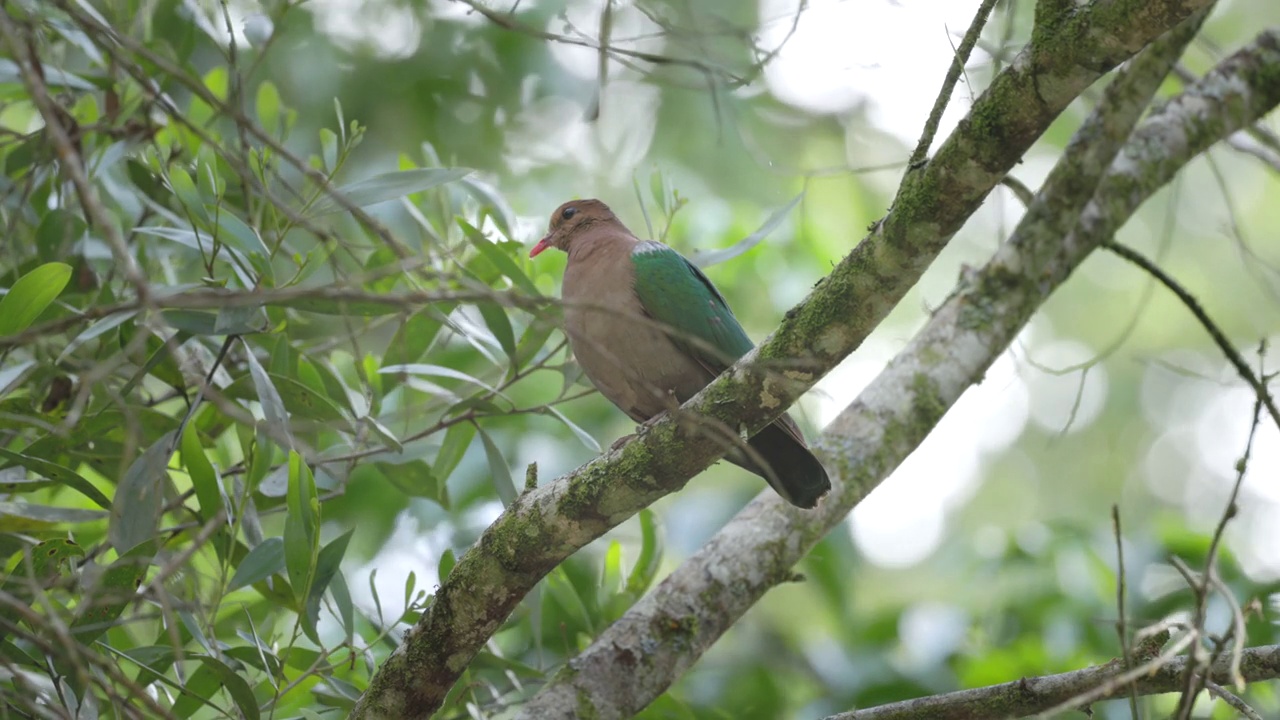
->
[609,413,667,452]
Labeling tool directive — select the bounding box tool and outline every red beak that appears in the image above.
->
[529,235,553,258]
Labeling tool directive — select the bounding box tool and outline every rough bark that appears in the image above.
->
[823,644,1280,720]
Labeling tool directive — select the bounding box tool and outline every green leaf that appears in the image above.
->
[72,542,155,643]
[331,571,354,643]
[692,192,803,268]
[543,406,602,453]
[459,219,539,296]
[0,262,72,336]
[170,663,222,719]
[119,645,177,687]
[545,566,595,634]
[211,210,271,264]
[57,310,133,361]
[213,304,268,335]
[515,315,558,370]
[307,167,471,216]
[363,416,402,452]
[166,167,210,227]
[379,363,508,398]
[35,210,87,261]
[602,540,624,596]
[244,345,295,449]
[109,432,175,554]
[256,80,281,134]
[284,452,319,604]
[438,548,456,583]
[0,360,34,395]
[159,310,219,335]
[476,302,516,368]
[228,537,285,591]
[433,423,475,482]
[180,425,222,519]
[224,372,349,425]
[0,501,106,523]
[319,128,338,173]
[29,538,86,580]
[477,427,515,505]
[195,656,261,720]
[375,458,447,506]
[460,176,517,238]
[0,448,111,508]
[0,59,94,90]
[384,309,446,372]
[625,509,662,597]
[303,529,353,642]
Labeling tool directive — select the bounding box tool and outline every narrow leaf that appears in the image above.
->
[331,571,354,643]
[307,168,471,216]
[0,501,106,523]
[244,345,295,449]
[303,530,353,642]
[477,427,515,505]
[194,656,260,720]
[109,432,175,554]
[283,452,319,602]
[691,192,803,268]
[228,537,285,591]
[0,262,72,336]
[625,509,663,596]
[211,210,270,260]
[543,406,602,453]
[180,425,222,519]
[72,542,154,643]
[433,423,475,482]
[459,219,539,296]
[476,302,516,368]
[0,448,111,508]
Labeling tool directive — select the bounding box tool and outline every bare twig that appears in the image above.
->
[907,0,1000,168]
[1101,241,1280,432]
[1112,506,1142,718]
[823,643,1280,720]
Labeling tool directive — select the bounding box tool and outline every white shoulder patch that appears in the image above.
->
[632,240,668,256]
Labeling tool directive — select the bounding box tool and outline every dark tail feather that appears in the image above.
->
[726,416,830,509]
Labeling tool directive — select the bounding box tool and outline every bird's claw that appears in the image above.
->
[610,412,667,452]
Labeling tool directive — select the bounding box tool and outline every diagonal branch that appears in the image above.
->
[348,1,1218,716]
[515,21,1280,720]
[822,643,1280,720]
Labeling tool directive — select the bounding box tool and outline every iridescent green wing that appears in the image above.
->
[630,241,754,372]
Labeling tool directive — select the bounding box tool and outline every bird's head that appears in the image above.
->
[529,199,620,258]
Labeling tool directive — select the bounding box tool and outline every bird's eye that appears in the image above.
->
[561,206,577,221]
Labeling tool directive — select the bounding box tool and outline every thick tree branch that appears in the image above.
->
[349,1,1217,716]
[514,23,1280,720]
[823,643,1280,720]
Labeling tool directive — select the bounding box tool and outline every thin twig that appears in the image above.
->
[907,0,1000,168]
[1112,506,1143,718]
[1102,241,1280,435]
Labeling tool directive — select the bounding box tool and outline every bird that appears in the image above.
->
[529,198,830,509]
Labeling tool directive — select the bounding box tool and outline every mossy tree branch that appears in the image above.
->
[513,22,1280,720]
[348,1,1218,717]
[822,643,1280,720]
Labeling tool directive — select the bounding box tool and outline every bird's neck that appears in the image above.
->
[567,228,637,265]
